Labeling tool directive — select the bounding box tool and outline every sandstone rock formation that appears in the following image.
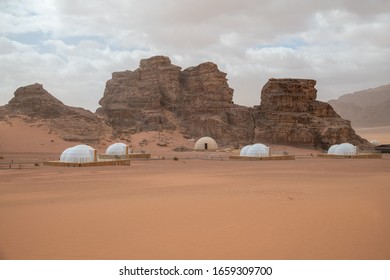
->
[97,56,254,146]
[174,61,254,146]
[97,56,179,133]
[253,78,371,149]
[2,83,112,143]
[1,56,372,150]
[97,56,370,149]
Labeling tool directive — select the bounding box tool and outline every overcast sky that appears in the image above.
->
[1,0,389,111]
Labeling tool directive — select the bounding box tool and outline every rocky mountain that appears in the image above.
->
[254,78,368,148]
[329,84,390,128]
[1,83,112,143]
[97,56,254,146]
[97,56,370,149]
[96,57,179,132]
[0,56,372,149]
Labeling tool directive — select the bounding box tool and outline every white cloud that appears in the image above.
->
[0,0,389,110]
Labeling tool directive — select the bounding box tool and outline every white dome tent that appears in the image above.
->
[327,144,339,155]
[246,143,270,157]
[60,147,73,162]
[327,143,357,155]
[106,143,129,156]
[194,137,218,151]
[232,143,296,161]
[239,145,252,156]
[60,144,97,163]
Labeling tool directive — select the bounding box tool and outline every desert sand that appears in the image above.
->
[0,118,389,260]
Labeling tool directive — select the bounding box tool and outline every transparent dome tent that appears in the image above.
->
[242,143,270,157]
[327,143,357,155]
[60,144,97,163]
[60,147,73,162]
[106,143,129,156]
[239,145,252,156]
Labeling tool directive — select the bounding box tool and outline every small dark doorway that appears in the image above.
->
[204,143,208,150]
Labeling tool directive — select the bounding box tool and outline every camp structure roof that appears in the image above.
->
[194,137,218,151]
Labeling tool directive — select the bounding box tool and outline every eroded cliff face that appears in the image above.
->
[97,56,179,133]
[176,62,254,146]
[3,83,112,143]
[96,56,370,149]
[1,56,371,149]
[253,78,370,149]
[97,56,254,146]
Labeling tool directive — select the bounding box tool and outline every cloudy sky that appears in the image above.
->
[1,0,389,111]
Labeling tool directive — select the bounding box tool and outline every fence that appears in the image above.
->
[43,159,131,167]
[229,155,295,161]
[317,153,382,159]
[0,161,41,169]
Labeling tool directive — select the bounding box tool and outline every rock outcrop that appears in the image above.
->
[97,56,370,149]
[2,83,112,143]
[253,78,370,149]
[97,56,254,146]
[175,62,254,146]
[97,56,179,133]
[1,56,372,149]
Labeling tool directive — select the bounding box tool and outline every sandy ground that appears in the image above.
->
[0,118,389,260]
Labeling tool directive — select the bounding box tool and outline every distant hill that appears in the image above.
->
[0,83,112,143]
[329,84,390,128]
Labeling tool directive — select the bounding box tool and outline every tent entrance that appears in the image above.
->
[204,143,208,150]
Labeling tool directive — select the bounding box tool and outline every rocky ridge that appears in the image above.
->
[97,56,370,149]
[1,83,112,143]
[97,56,255,146]
[0,56,371,149]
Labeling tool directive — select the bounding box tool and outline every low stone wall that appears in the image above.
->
[43,159,131,167]
[317,153,382,159]
[229,155,295,161]
[99,153,151,160]
[129,153,151,159]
